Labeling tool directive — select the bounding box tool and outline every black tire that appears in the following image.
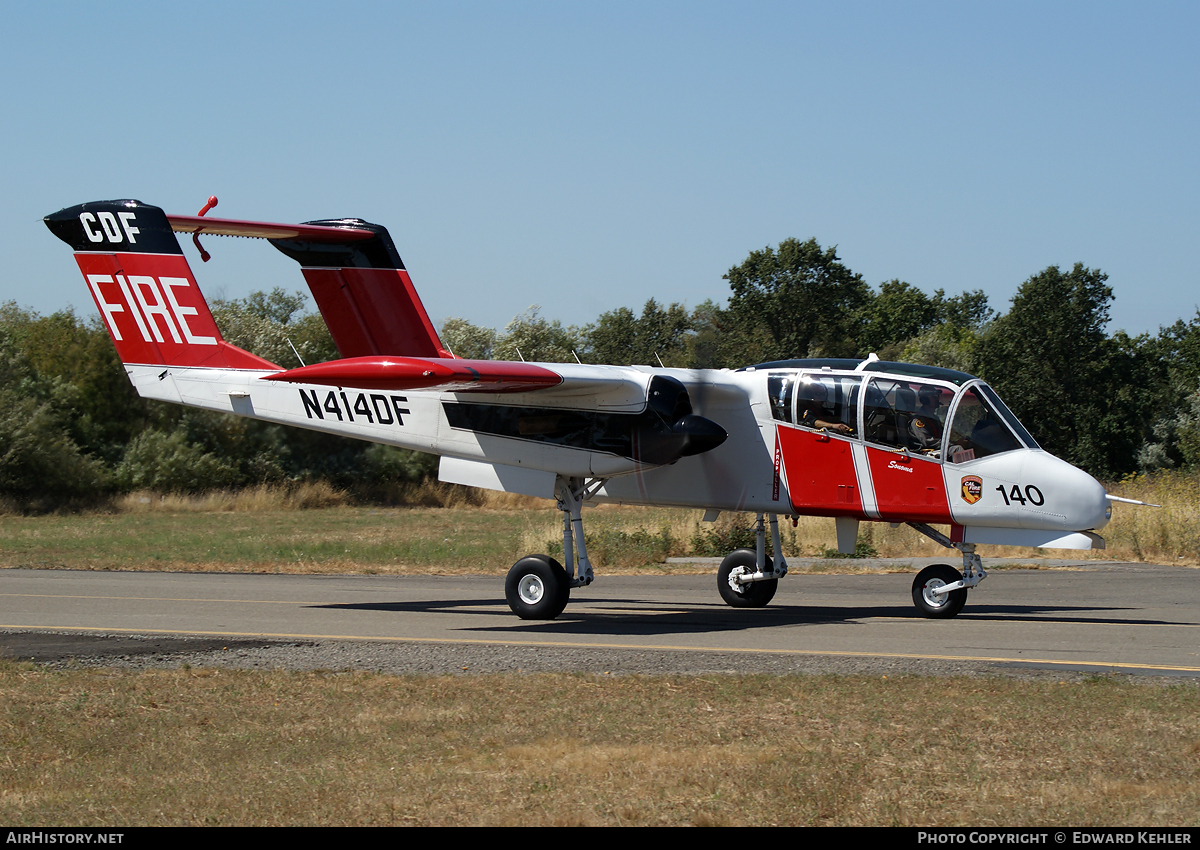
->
[911,563,968,619]
[505,555,571,620]
[717,548,778,608]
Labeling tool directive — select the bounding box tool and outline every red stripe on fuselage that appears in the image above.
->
[776,425,864,517]
[864,447,951,523]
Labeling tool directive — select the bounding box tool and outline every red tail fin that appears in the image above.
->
[270,220,454,359]
[44,200,279,370]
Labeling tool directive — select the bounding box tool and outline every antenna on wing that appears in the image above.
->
[286,338,306,367]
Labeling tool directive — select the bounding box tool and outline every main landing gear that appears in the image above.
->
[504,476,602,620]
[716,513,788,608]
[501,494,989,621]
[503,492,793,619]
[504,555,571,620]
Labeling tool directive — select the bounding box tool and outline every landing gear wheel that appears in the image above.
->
[505,555,571,620]
[717,548,778,608]
[912,563,967,619]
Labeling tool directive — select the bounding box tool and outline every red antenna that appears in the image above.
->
[193,195,218,261]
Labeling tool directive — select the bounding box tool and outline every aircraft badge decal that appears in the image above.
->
[961,476,983,504]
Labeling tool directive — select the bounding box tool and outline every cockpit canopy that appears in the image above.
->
[753,359,1038,463]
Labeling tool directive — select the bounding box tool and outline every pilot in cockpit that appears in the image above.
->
[908,385,945,452]
[797,381,854,434]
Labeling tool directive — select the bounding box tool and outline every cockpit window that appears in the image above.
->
[794,374,860,435]
[976,383,1039,449]
[767,374,795,423]
[863,378,952,455]
[946,385,1026,462]
[768,372,860,434]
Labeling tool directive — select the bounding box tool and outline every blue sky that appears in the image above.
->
[5,1,1197,337]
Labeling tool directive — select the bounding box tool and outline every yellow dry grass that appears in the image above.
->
[5,470,1196,575]
[1101,471,1200,565]
[1,665,1196,826]
[115,480,351,512]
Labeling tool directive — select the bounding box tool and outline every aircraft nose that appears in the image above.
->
[1073,467,1111,531]
[1030,451,1111,532]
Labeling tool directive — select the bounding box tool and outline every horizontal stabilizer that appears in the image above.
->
[261,356,564,393]
[166,214,375,243]
[151,204,451,360]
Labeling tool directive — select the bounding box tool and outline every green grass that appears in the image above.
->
[0,507,547,574]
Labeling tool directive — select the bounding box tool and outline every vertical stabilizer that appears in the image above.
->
[269,221,453,359]
[44,200,279,371]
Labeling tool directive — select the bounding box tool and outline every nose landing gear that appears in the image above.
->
[907,523,989,619]
[911,563,968,618]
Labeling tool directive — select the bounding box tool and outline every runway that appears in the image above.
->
[2,562,1199,678]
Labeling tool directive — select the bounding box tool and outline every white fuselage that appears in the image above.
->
[124,360,1111,545]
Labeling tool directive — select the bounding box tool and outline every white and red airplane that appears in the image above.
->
[45,198,1122,620]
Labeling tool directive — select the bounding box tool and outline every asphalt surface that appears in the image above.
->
[2,562,1199,680]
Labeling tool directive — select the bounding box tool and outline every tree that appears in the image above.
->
[935,289,994,331]
[1135,311,1200,470]
[724,238,871,360]
[582,299,693,366]
[211,288,337,369]
[898,289,994,373]
[492,307,581,363]
[240,288,308,325]
[439,317,497,360]
[0,303,148,464]
[976,264,1149,478]
[900,324,982,373]
[0,328,111,506]
[857,280,939,358]
[115,428,243,493]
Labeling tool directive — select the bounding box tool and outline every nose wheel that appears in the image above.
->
[905,524,989,619]
[911,563,968,619]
